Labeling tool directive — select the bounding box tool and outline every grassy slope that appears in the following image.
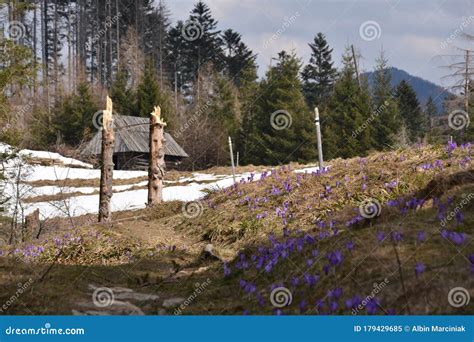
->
[0,144,472,315]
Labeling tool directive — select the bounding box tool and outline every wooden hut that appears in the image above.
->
[82,115,188,170]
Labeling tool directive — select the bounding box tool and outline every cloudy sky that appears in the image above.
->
[166,0,474,86]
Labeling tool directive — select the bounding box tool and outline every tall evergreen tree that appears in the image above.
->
[325,48,372,159]
[395,80,426,143]
[52,83,98,146]
[221,29,256,86]
[371,51,400,149]
[182,2,223,87]
[167,21,187,92]
[301,33,336,109]
[249,51,316,165]
[135,59,176,128]
[110,70,135,116]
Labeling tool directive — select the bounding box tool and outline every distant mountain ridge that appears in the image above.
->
[364,67,450,113]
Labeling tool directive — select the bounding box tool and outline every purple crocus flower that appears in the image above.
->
[376,231,386,243]
[291,277,300,287]
[346,241,354,251]
[366,299,379,315]
[415,263,426,278]
[315,299,325,311]
[323,264,330,275]
[455,211,464,225]
[328,287,343,299]
[417,231,426,243]
[449,232,466,245]
[391,231,403,243]
[223,263,231,277]
[244,283,256,294]
[299,300,307,313]
[327,250,343,266]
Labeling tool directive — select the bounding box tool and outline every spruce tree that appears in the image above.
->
[52,83,98,146]
[395,80,425,143]
[237,62,259,165]
[371,51,400,149]
[182,2,223,85]
[221,29,256,86]
[250,51,316,165]
[136,59,176,129]
[167,21,187,92]
[325,48,372,159]
[301,33,337,109]
[110,70,136,116]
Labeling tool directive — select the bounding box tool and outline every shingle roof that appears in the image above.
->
[81,115,188,158]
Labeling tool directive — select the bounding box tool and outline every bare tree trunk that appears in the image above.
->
[99,96,115,222]
[464,50,470,114]
[33,1,37,96]
[53,0,59,97]
[148,106,166,205]
[41,1,51,114]
[116,0,120,72]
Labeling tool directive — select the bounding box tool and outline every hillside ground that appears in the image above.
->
[0,143,472,315]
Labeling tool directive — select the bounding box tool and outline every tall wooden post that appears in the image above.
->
[99,96,114,222]
[228,136,236,184]
[314,107,324,170]
[148,106,167,205]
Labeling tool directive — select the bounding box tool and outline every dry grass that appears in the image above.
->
[178,145,469,247]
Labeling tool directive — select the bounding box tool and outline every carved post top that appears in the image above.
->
[151,106,167,127]
[103,95,113,130]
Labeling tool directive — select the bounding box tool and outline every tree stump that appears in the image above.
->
[99,96,115,222]
[24,209,40,240]
[148,106,167,205]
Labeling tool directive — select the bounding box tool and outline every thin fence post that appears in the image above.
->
[228,136,236,184]
[99,96,114,222]
[236,152,239,168]
[148,106,167,205]
[314,107,324,170]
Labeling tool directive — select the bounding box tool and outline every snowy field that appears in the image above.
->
[1,144,320,220]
